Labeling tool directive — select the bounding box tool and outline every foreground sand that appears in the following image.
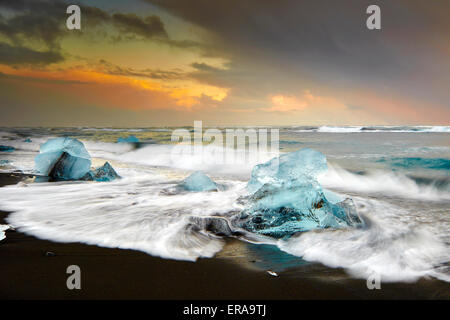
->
[0,173,448,299]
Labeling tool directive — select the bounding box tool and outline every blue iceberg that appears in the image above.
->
[24,138,32,143]
[181,171,218,192]
[83,162,120,182]
[117,135,139,143]
[239,148,362,238]
[0,145,15,152]
[35,137,91,180]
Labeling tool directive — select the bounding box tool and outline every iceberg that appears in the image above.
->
[117,135,139,143]
[82,162,120,182]
[35,137,91,180]
[180,171,218,192]
[247,148,327,193]
[24,138,32,143]
[0,145,15,152]
[238,148,362,238]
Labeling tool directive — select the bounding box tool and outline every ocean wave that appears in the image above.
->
[0,171,247,261]
[319,164,450,201]
[80,128,147,132]
[377,157,450,170]
[294,126,450,133]
[100,144,279,177]
[278,196,450,282]
[318,126,364,133]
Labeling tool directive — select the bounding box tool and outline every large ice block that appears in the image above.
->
[239,148,362,238]
[247,148,327,193]
[35,137,91,180]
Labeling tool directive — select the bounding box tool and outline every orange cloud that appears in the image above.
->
[265,90,347,113]
[0,65,228,110]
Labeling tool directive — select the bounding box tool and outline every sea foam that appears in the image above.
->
[0,170,246,261]
[278,196,450,282]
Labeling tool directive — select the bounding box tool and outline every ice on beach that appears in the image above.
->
[181,171,218,192]
[240,148,362,238]
[117,135,139,143]
[247,148,327,193]
[83,161,120,182]
[35,137,91,180]
[0,225,10,242]
[0,145,15,152]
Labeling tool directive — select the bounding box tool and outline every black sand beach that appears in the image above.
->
[0,173,449,300]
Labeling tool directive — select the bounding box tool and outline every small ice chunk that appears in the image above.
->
[83,162,120,182]
[117,135,139,143]
[0,225,10,242]
[35,137,91,180]
[0,159,10,165]
[181,171,218,192]
[24,138,32,143]
[0,145,15,152]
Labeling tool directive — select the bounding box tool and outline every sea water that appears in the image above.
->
[0,126,449,282]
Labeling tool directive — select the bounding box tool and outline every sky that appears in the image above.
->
[0,0,449,127]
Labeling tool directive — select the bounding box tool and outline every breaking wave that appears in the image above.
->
[376,157,450,171]
[294,126,450,133]
[278,196,450,282]
[319,164,450,201]
[0,171,247,261]
[1,127,449,283]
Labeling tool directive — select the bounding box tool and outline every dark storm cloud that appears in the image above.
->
[0,70,88,84]
[0,0,218,71]
[189,62,233,89]
[0,0,170,45]
[97,59,185,80]
[144,0,447,66]
[0,0,198,70]
[0,0,66,49]
[0,0,176,66]
[0,42,63,65]
[144,0,412,79]
[145,0,450,114]
[191,63,221,73]
[112,13,167,39]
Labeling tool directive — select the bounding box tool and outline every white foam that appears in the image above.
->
[82,140,135,158]
[294,126,450,133]
[319,164,450,201]
[100,144,279,178]
[0,224,10,241]
[317,126,363,133]
[80,128,146,132]
[1,130,449,283]
[0,171,247,261]
[278,197,450,282]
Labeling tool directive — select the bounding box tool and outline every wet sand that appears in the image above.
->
[0,173,448,300]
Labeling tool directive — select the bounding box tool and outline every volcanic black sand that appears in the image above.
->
[0,172,448,299]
